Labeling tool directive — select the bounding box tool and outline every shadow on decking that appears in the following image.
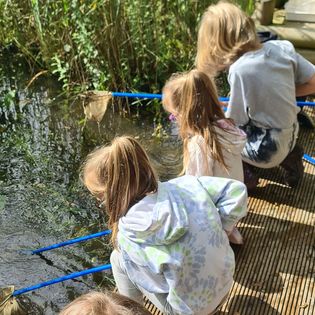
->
[217,295,281,315]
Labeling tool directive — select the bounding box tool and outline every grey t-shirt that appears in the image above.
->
[226,40,315,129]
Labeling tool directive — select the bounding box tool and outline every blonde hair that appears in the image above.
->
[59,291,151,315]
[196,1,261,74]
[162,69,230,173]
[81,136,158,247]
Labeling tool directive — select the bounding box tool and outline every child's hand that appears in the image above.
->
[225,226,243,245]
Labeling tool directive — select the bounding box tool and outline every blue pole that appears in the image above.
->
[112,92,162,100]
[296,101,315,107]
[110,92,315,107]
[26,230,112,255]
[12,264,112,296]
[303,154,315,165]
[219,97,229,102]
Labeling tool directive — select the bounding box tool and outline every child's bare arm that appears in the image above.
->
[296,73,315,97]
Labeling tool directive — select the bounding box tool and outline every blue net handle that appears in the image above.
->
[29,230,112,255]
[111,92,315,107]
[12,264,112,296]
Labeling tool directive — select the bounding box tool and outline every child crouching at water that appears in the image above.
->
[81,136,247,315]
[196,1,315,188]
[162,69,247,244]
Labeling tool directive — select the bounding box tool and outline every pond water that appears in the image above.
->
[0,51,182,314]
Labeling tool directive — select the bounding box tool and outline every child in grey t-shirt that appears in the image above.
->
[196,2,315,189]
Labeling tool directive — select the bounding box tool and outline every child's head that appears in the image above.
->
[59,291,151,315]
[162,69,228,172]
[196,1,260,74]
[81,136,158,245]
[162,69,224,131]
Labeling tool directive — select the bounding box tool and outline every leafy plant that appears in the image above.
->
[0,0,253,113]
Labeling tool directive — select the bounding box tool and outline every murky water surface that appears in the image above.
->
[0,51,181,314]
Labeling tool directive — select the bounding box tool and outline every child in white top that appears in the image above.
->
[162,70,247,244]
[162,70,247,182]
[196,1,315,188]
[81,136,247,315]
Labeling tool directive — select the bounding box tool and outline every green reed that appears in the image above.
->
[0,0,254,106]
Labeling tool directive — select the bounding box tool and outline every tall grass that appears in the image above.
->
[0,0,255,96]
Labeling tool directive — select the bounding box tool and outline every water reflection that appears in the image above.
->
[0,51,182,313]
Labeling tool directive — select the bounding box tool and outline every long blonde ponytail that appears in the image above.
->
[162,69,230,174]
[81,136,158,247]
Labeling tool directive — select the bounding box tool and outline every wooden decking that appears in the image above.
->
[144,106,315,314]
[256,9,315,64]
[219,106,315,314]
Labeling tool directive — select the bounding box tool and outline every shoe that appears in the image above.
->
[297,110,315,129]
[280,144,304,188]
[243,162,259,191]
